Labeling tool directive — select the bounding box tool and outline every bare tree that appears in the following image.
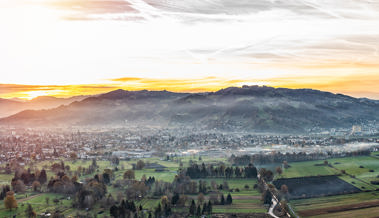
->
[197,193,205,204]
[276,166,283,176]
[4,191,17,211]
[136,160,145,170]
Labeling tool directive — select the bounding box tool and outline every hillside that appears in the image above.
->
[0,95,90,118]
[1,86,378,132]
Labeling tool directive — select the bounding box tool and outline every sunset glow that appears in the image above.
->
[1,0,379,99]
[1,2,379,216]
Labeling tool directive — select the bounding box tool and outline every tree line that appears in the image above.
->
[183,163,257,179]
[230,149,371,165]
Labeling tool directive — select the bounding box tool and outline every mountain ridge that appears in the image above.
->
[1,86,378,133]
[0,95,91,118]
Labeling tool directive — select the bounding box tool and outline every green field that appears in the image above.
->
[279,160,339,178]
[330,156,379,180]
[278,155,379,191]
[0,174,13,185]
[0,193,72,217]
[0,153,377,217]
[274,155,379,217]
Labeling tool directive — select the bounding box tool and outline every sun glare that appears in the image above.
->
[21,90,49,100]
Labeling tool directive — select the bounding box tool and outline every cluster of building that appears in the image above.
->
[0,125,378,165]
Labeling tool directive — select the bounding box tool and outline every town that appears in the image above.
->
[0,126,378,217]
[1,125,378,164]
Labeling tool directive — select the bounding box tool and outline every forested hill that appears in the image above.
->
[1,86,378,133]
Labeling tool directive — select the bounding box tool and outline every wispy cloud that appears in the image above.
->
[2,73,379,99]
[1,0,378,99]
[43,0,379,22]
[0,77,268,99]
[46,0,144,20]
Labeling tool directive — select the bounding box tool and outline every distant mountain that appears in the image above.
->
[9,98,27,102]
[0,98,24,118]
[1,86,378,133]
[0,95,90,118]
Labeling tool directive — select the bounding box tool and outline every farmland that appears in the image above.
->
[273,175,361,199]
[0,150,378,217]
[279,160,339,178]
[273,155,379,217]
[291,191,379,218]
[0,156,267,217]
[279,155,379,191]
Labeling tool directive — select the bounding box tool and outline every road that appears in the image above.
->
[258,173,292,218]
[268,198,280,218]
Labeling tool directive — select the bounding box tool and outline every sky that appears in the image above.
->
[1,0,379,99]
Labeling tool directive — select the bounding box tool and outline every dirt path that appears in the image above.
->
[232,195,261,200]
[17,193,43,203]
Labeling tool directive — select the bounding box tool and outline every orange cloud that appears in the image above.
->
[0,84,116,100]
[107,77,267,93]
[267,73,379,99]
[0,74,378,100]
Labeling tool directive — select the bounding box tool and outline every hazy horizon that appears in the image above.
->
[1,84,379,101]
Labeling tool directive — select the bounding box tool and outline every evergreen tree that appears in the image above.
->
[172,193,179,205]
[207,201,212,214]
[119,200,127,217]
[196,205,201,217]
[202,202,207,215]
[263,190,272,205]
[226,193,233,205]
[154,203,162,218]
[220,194,225,205]
[39,169,47,184]
[164,203,171,217]
[0,185,10,200]
[130,201,137,213]
[189,200,196,215]
[92,158,98,168]
[25,204,36,218]
[110,205,119,218]
[103,172,110,184]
